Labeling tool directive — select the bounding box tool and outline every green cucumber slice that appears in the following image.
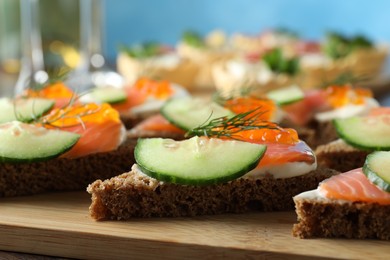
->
[266,85,304,105]
[0,121,80,163]
[0,97,55,123]
[135,136,266,185]
[161,97,235,131]
[334,116,390,150]
[84,87,127,104]
[363,151,390,192]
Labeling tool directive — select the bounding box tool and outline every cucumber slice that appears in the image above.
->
[363,151,390,192]
[161,97,235,131]
[0,121,80,163]
[135,136,266,185]
[81,87,127,104]
[334,116,390,150]
[266,85,304,105]
[0,97,55,124]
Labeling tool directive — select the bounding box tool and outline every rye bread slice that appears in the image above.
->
[87,166,338,220]
[315,139,369,172]
[293,196,390,240]
[0,138,138,197]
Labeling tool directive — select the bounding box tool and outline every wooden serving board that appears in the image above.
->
[0,192,389,259]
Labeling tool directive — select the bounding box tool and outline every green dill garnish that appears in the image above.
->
[37,102,101,131]
[212,85,255,104]
[323,32,373,59]
[182,30,205,48]
[119,42,163,59]
[186,108,279,140]
[319,72,371,89]
[262,48,300,76]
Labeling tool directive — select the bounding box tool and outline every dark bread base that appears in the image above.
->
[315,140,369,172]
[293,198,390,240]
[0,138,138,197]
[87,167,337,220]
[120,115,144,129]
[280,120,338,149]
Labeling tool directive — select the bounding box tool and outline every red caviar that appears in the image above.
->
[39,103,123,158]
[24,82,74,99]
[112,77,174,112]
[326,85,372,108]
[218,126,299,145]
[24,82,76,108]
[41,103,120,127]
[223,96,277,122]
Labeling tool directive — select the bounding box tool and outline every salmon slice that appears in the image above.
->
[257,141,316,167]
[368,107,390,116]
[59,120,123,158]
[112,78,174,113]
[24,82,77,109]
[282,85,374,126]
[223,97,278,122]
[282,89,328,126]
[40,103,124,158]
[131,114,185,135]
[319,168,390,205]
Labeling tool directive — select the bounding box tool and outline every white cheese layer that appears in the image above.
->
[148,53,181,69]
[129,83,189,116]
[293,188,352,205]
[300,53,331,68]
[243,160,317,179]
[315,97,379,122]
[117,124,127,147]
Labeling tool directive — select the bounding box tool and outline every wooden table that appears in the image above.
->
[0,191,389,260]
[1,77,390,259]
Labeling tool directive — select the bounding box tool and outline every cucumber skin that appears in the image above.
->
[160,108,188,131]
[160,98,234,131]
[0,98,55,124]
[134,138,266,186]
[0,138,79,164]
[333,118,387,151]
[0,133,80,164]
[363,152,390,192]
[19,102,55,123]
[94,91,127,105]
[266,85,304,106]
[278,97,303,106]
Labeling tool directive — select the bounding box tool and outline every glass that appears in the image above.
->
[66,0,123,92]
[0,0,21,97]
[14,0,48,95]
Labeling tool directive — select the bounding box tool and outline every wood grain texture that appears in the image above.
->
[0,192,389,260]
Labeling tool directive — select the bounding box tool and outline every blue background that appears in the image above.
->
[103,0,390,61]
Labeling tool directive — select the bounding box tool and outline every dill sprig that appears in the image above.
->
[212,86,255,105]
[30,68,71,91]
[37,103,102,131]
[186,108,280,140]
[319,72,371,89]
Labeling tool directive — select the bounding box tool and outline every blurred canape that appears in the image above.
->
[212,47,301,98]
[176,30,236,89]
[300,32,388,89]
[230,28,300,57]
[117,42,199,89]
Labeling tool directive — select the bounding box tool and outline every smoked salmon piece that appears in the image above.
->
[257,141,315,167]
[39,103,124,158]
[368,107,390,116]
[24,82,77,109]
[130,114,185,135]
[319,168,390,205]
[112,78,174,113]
